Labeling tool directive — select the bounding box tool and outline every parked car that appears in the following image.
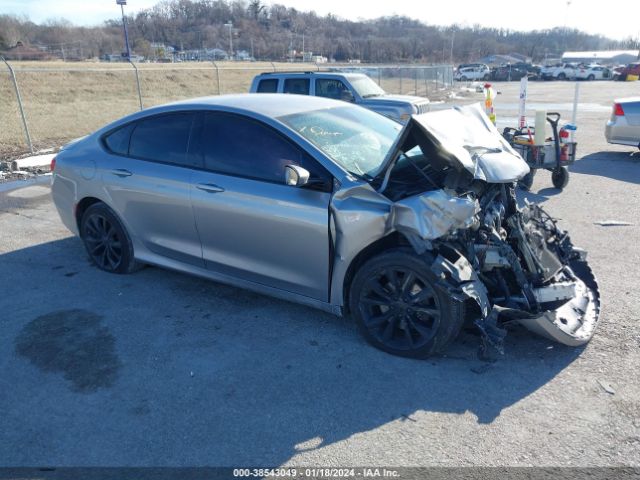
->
[540,63,577,80]
[249,71,429,124]
[456,63,488,72]
[605,97,640,148]
[51,94,600,358]
[454,64,490,81]
[575,64,612,81]
[490,64,529,81]
[613,63,640,81]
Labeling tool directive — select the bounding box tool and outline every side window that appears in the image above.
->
[283,78,310,95]
[129,113,197,167]
[316,79,354,102]
[256,78,278,93]
[103,123,135,155]
[201,113,331,188]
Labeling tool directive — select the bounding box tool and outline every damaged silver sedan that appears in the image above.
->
[51,94,600,358]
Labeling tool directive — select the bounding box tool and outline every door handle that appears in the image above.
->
[196,183,225,193]
[110,169,132,177]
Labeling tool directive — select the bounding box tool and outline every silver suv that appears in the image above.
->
[250,71,430,123]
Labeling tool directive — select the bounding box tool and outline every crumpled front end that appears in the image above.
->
[330,103,600,354]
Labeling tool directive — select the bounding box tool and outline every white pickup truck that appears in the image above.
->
[540,63,577,80]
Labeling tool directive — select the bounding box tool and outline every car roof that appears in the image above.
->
[255,71,368,79]
[137,94,352,121]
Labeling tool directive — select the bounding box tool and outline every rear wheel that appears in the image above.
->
[460,75,468,82]
[587,74,595,81]
[349,249,464,358]
[80,203,140,274]
[552,166,570,189]
[557,73,566,80]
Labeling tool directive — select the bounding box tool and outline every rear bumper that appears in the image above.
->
[605,120,640,147]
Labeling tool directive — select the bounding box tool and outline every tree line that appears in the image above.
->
[1,0,638,63]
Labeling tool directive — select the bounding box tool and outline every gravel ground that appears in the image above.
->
[0,81,638,469]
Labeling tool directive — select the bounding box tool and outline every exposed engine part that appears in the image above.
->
[432,184,600,354]
[533,280,578,303]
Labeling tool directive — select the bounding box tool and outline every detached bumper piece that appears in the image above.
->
[519,261,601,346]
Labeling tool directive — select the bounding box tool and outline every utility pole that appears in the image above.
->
[224,22,233,60]
[116,0,131,60]
[564,1,572,30]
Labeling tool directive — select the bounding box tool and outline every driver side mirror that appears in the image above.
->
[285,165,310,187]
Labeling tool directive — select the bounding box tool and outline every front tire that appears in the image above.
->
[349,249,464,358]
[587,74,595,81]
[557,73,566,80]
[80,203,140,274]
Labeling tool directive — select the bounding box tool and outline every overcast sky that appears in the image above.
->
[3,0,639,41]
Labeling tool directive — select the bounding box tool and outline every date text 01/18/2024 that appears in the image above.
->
[232,468,400,478]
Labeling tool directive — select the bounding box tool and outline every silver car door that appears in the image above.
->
[100,112,204,266]
[190,112,332,301]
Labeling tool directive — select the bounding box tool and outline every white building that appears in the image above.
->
[562,50,639,65]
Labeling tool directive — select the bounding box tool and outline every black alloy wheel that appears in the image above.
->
[349,249,464,358]
[81,203,139,274]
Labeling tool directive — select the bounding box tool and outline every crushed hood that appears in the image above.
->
[379,103,530,184]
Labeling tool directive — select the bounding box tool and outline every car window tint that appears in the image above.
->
[257,78,278,93]
[202,113,329,186]
[129,113,195,166]
[283,78,310,95]
[316,79,352,101]
[103,123,135,155]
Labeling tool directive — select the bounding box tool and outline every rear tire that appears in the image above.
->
[80,203,140,274]
[552,167,570,189]
[557,73,566,80]
[587,74,595,81]
[349,248,464,358]
[460,76,468,82]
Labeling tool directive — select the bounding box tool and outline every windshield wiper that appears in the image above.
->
[362,93,383,98]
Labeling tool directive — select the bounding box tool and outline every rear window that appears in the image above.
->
[256,78,278,93]
[103,123,135,155]
[283,78,310,95]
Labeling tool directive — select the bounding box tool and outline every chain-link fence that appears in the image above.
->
[0,60,453,159]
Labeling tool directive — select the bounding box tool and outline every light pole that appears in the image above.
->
[224,22,233,60]
[116,0,131,60]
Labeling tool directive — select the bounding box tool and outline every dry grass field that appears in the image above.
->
[0,61,451,159]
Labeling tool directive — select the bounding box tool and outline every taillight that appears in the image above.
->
[50,157,56,171]
[614,103,625,116]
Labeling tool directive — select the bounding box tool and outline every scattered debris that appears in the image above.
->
[190,371,194,377]
[597,379,616,395]
[594,220,633,227]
